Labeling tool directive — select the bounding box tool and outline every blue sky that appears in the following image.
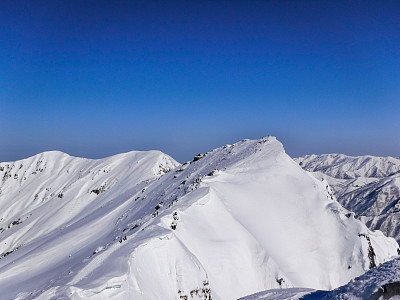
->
[1,0,399,162]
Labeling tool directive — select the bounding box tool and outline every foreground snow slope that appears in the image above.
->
[241,256,400,300]
[304,256,400,299]
[0,138,398,300]
[296,154,400,243]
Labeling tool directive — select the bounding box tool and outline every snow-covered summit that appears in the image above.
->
[0,138,398,300]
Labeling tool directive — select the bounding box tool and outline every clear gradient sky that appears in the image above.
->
[1,0,399,162]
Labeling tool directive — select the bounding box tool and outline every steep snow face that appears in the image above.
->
[0,139,398,300]
[295,154,400,179]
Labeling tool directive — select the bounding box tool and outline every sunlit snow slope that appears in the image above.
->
[0,138,398,300]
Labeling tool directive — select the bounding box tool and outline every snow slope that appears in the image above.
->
[0,138,398,300]
[0,150,179,299]
[305,256,400,300]
[241,256,400,300]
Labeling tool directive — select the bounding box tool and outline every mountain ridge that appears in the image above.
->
[295,153,400,179]
[0,137,398,299]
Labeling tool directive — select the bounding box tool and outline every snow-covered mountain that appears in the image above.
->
[295,154,400,243]
[0,138,398,300]
[339,173,400,216]
[295,154,400,179]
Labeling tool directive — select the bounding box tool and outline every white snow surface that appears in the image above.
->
[0,138,398,300]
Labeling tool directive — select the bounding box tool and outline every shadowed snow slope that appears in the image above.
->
[303,256,400,300]
[0,138,398,300]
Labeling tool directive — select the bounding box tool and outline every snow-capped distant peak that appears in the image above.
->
[295,153,400,179]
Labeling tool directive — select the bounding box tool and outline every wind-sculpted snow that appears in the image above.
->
[295,154,400,179]
[0,139,398,300]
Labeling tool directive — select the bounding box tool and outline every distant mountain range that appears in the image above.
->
[295,153,400,179]
[0,139,398,300]
[295,154,400,243]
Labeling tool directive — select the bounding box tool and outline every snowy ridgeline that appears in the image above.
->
[0,137,398,300]
[295,154,400,243]
[294,153,400,179]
